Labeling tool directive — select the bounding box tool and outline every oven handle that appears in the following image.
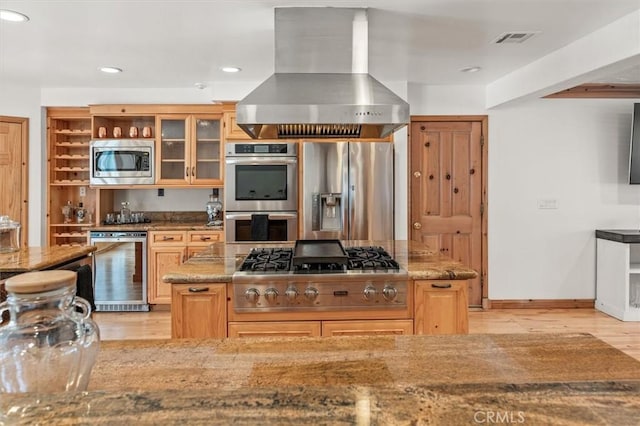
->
[225,157,297,165]
[225,212,298,220]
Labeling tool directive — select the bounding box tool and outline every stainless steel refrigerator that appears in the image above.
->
[301,141,394,240]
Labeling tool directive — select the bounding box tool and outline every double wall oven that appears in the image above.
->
[224,142,298,242]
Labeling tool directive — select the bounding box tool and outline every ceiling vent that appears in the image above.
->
[493,32,538,44]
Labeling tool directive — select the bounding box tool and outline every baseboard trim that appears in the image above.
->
[487,299,595,309]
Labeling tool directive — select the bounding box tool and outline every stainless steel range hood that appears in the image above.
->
[236,8,409,139]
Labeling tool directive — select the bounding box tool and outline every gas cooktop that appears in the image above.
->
[236,245,402,275]
[232,242,408,312]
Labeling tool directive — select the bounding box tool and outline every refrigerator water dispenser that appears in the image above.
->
[312,193,343,231]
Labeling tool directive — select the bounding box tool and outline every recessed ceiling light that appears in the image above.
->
[460,66,482,73]
[221,66,241,73]
[0,9,30,22]
[194,82,207,89]
[99,67,123,74]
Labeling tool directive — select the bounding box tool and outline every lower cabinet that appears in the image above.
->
[414,280,469,335]
[171,283,227,338]
[148,230,224,305]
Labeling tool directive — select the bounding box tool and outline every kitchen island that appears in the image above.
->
[163,240,478,338]
[2,333,640,424]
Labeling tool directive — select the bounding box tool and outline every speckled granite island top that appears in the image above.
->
[2,333,640,424]
[0,245,95,274]
[163,240,478,283]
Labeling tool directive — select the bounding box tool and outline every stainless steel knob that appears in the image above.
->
[382,285,398,301]
[285,286,299,301]
[363,285,377,301]
[413,171,422,178]
[304,287,319,301]
[413,222,422,230]
[264,288,279,303]
[244,288,259,303]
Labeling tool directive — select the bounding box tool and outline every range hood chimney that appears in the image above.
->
[236,8,409,139]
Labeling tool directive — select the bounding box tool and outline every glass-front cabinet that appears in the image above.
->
[156,114,223,186]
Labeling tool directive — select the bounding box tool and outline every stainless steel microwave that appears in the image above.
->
[89,139,154,185]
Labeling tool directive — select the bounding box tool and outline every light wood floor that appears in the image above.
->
[93,308,640,362]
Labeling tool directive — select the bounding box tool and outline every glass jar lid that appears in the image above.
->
[5,270,76,294]
[0,215,19,231]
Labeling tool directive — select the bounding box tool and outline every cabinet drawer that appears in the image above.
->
[228,321,321,338]
[322,320,414,337]
[150,231,187,245]
[187,231,224,245]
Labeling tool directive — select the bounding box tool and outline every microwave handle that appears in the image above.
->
[225,212,297,220]
[224,158,297,165]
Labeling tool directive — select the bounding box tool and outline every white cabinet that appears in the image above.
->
[596,236,640,321]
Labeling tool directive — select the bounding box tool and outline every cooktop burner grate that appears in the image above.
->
[238,246,400,273]
[239,248,292,272]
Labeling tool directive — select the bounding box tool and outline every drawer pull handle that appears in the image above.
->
[188,287,208,293]
[200,236,211,241]
[431,283,452,289]
[162,236,175,241]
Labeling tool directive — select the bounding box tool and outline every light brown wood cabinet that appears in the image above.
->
[47,107,111,246]
[414,280,468,335]
[156,114,223,186]
[172,283,227,338]
[186,230,224,259]
[222,111,251,140]
[148,230,224,304]
[228,321,321,338]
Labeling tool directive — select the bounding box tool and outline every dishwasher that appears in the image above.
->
[89,231,150,312]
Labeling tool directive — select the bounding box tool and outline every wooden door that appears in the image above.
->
[0,117,28,248]
[148,246,186,304]
[410,118,486,306]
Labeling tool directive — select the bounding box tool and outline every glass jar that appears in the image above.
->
[0,215,20,253]
[0,270,100,393]
[206,193,223,226]
[120,201,131,224]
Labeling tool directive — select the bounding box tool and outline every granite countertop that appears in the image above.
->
[163,240,478,284]
[2,333,640,424]
[0,245,96,273]
[85,221,223,232]
[595,229,640,243]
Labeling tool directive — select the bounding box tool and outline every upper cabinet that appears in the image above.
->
[156,114,223,186]
[223,111,251,140]
[89,104,227,188]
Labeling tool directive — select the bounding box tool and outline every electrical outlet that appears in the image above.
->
[79,186,86,197]
[158,188,164,197]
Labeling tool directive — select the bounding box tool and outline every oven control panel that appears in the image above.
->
[233,279,408,312]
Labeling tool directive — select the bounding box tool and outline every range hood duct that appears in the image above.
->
[236,8,409,139]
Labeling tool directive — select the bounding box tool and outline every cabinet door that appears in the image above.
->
[156,115,189,184]
[321,320,414,337]
[414,281,468,335]
[172,284,227,338]
[190,115,223,185]
[148,246,187,304]
[223,112,250,140]
[228,321,321,338]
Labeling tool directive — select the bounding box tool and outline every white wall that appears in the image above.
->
[0,83,44,246]
[488,98,639,300]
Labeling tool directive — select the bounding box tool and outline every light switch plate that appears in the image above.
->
[537,198,558,209]
[79,186,86,197]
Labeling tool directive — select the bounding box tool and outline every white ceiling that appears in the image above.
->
[1,0,639,90]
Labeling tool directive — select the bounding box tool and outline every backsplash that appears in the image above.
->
[112,188,223,212]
